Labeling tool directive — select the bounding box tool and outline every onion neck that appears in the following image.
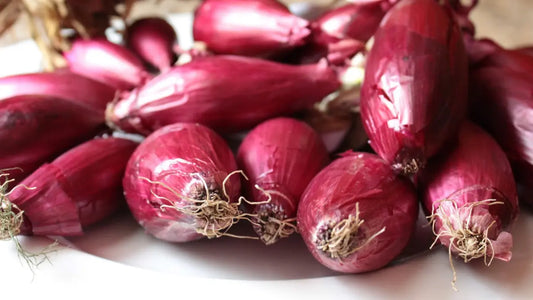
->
[392,146,425,176]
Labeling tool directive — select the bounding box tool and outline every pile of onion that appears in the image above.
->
[0,0,528,290]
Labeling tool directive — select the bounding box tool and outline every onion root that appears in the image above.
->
[141,170,260,239]
[314,203,386,260]
[428,198,505,290]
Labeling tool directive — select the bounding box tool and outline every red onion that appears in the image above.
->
[515,46,533,57]
[479,48,533,76]
[360,0,468,175]
[0,70,116,112]
[288,0,394,65]
[313,0,397,46]
[1,137,137,238]
[64,38,151,90]
[236,117,329,245]
[298,151,418,273]
[462,36,501,67]
[193,0,311,58]
[123,122,244,242]
[0,95,105,184]
[417,122,518,288]
[107,55,340,135]
[470,66,533,207]
[126,17,177,72]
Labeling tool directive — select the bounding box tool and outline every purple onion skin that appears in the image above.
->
[479,48,533,77]
[470,66,533,207]
[417,122,518,262]
[8,165,81,236]
[360,0,468,175]
[9,137,138,236]
[0,70,116,112]
[50,137,138,227]
[236,117,329,244]
[313,1,395,46]
[284,0,396,66]
[515,46,533,57]
[298,151,418,273]
[108,55,340,135]
[193,0,311,58]
[65,38,151,90]
[123,123,241,242]
[0,95,105,185]
[126,17,177,72]
[462,37,502,67]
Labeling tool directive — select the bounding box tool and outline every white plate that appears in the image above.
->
[2,211,533,299]
[2,6,533,300]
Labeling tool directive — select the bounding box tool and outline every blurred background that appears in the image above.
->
[1,0,532,48]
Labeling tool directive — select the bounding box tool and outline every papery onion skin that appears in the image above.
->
[462,36,501,67]
[122,122,241,242]
[515,46,533,57]
[478,48,533,77]
[417,122,518,262]
[0,95,105,184]
[236,117,329,244]
[289,0,393,65]
[108,55,340,135]
[126,17,177,72]
[297,151,418,273]
[313,0,396,46]
[470,65,533,207]
[7,137,138,236]
[360,0,468,175]
[0,70,116,112]
[51,137,138,227]
[193,0,311,58]
[65,38,151,90]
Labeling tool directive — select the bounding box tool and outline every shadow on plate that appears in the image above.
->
[65,207,434,281]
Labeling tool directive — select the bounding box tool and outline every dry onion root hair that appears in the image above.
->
[427,198,504,291]
[141,170,273,239]
[246,185,298,245]
[0,169,57,273]
[315,202,386,260]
